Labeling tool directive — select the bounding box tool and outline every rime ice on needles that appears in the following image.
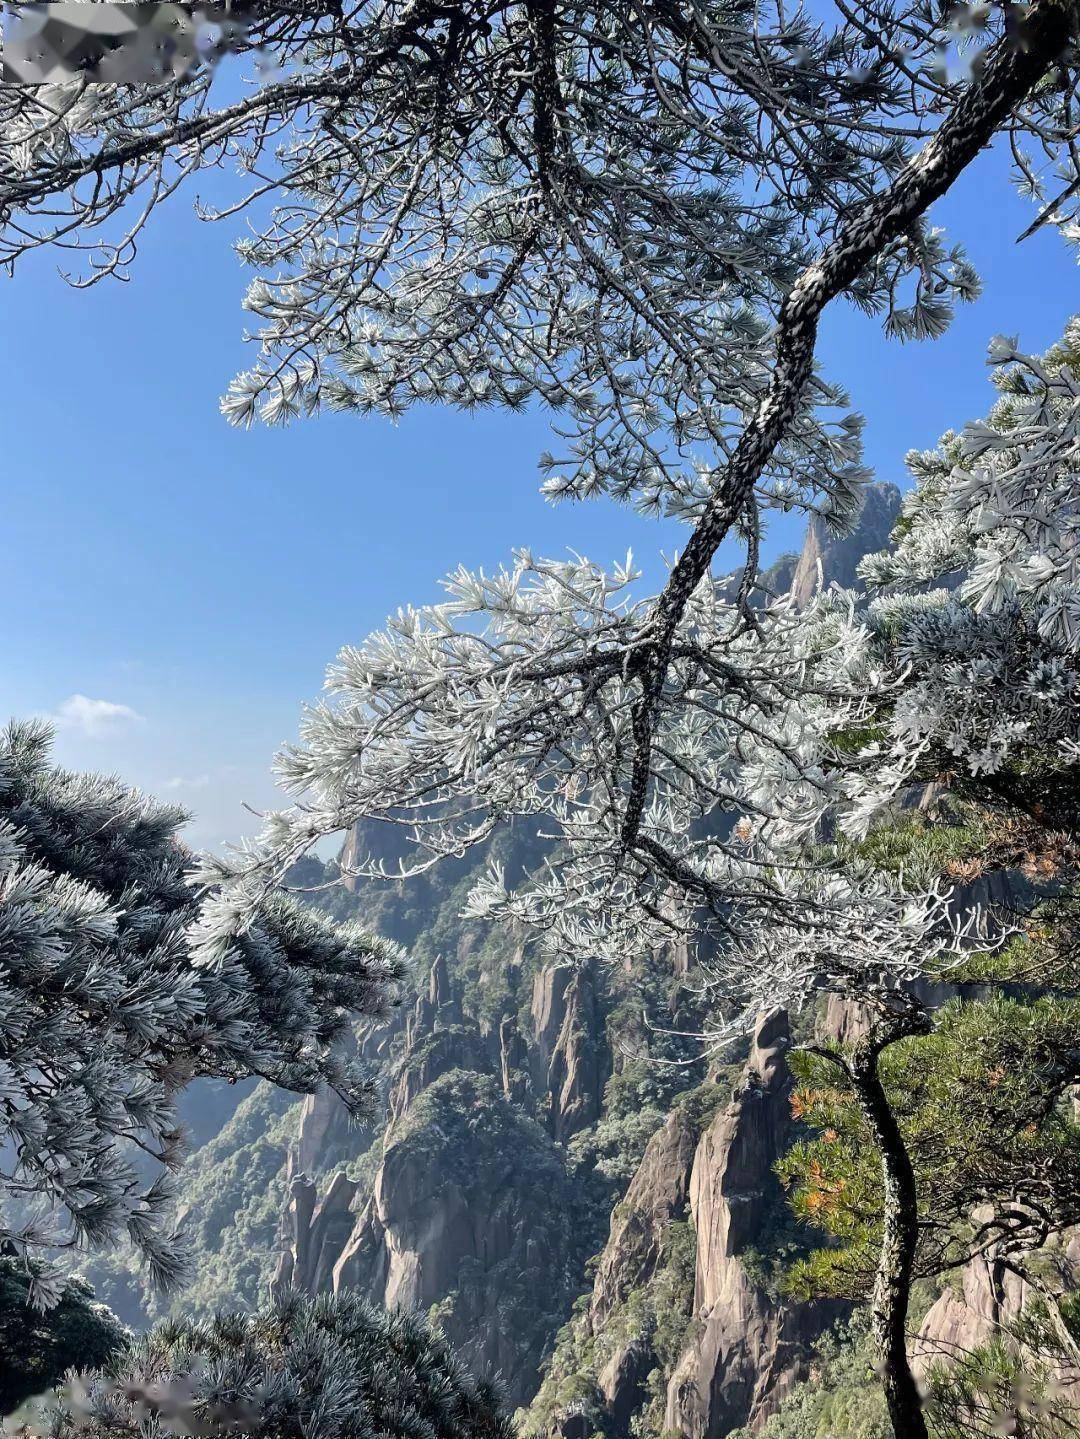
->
[209,331,1080,1037]
[695,869,992,1045]
[9,1,1078,526]
[206,551,897,1000]
[0,722,402,1304]
[846,323,1080,827]
[6,3,1080,1049]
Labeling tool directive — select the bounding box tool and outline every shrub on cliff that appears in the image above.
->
[0,1261,127,1417]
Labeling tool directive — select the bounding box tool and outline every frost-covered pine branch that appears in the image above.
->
[1,4,1075,534]
[0,721,403,1306]
[7,1,1079,1055]
[201,549,922,1012]
[3,2,1078,901]
[208,326,1080,1038]
[837,319,1080,833]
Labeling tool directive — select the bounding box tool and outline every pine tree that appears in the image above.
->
[0,720,403,1305]
[760,324,1080,1437]
[2,8,1079,929]
[0,1260,127,1417]
[19,1292,513,1439]
[8,7,1080,1429]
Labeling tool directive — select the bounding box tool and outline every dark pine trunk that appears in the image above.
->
[850,1015,931,1439]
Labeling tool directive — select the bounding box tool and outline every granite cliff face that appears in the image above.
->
[662,1012,845,1437]
[789,482,902,608]
[333,1067,581,1405]
[531,962,609,1143]
[270,949,612,1407]
[525,1012,843,1439]
[912,1249,1035,1378]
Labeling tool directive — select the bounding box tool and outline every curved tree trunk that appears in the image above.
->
[619,0,1079,851]
[850,1015,931,1439]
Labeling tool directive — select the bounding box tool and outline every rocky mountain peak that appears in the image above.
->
[789,481,902,608]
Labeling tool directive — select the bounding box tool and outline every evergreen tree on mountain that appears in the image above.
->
[3,8,1079,955]
[764,323,1080,1436]
[20,1293,512,1439]
[7,5,1080,1432]
[0,720,402,1305]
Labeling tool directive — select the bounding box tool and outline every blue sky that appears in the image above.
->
[1,135,1075,851]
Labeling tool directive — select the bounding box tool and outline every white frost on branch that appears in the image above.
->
[205,330,1080,1041]
[0,721,402,1304]
[841,323,1080,828]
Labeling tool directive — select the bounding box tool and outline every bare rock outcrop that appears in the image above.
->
[588,1105,701,1427]
[789,481,902,609]
[534,1011,845,1439]
[272,954,490,1302]
[500,1013,532,1106]
[292,1087,353,1181]
[663,1010,845,1437]
[531,963,576,1065]
[270,948,587,1408]
[913,1232,1080,1383]
[591,1108,699,1333]
[531,962,609,1142]
[289,1022,392,1181]
[271,1168,360,1300]
[405,950,464,1046]
[333,1069,581,1405]
[912,1252,1032,1377]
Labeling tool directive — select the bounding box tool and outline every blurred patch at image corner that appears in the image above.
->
[1,1,259,85]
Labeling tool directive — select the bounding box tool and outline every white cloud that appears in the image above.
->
[163,773,212,790]
[49,694,145,737]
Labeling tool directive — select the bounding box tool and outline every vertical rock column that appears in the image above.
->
[664,1010,846,1437]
